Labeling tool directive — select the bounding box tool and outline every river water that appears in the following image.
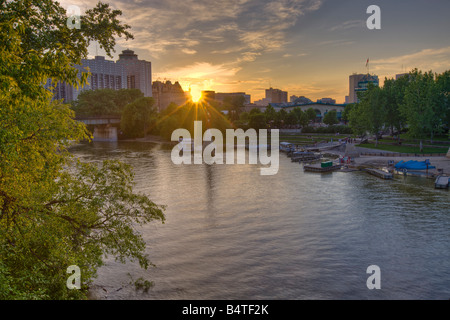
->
[70,141,450,300]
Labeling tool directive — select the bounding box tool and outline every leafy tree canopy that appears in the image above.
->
[0,0,165,299]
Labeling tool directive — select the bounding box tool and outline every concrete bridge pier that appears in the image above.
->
[93,125,118,142]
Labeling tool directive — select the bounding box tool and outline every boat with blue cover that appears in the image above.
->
[394,160,435,171]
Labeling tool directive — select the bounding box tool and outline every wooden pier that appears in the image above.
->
[303,163,342,173]
[366,168,393,180]
[291,155,322,162]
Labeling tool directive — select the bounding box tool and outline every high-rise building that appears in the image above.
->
[46,50,152,103]
[45,80,74,102]
[265,88,288,104]
[72,56,127,101]
[152,80,190,111]
[116,49,152,97]
[348,73,379,104]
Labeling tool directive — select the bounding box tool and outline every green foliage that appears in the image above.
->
[72,88,144,117]
[305,108,317,123]
[155,101,233,140]
[248,113,267,129]
[348,68,449,145]
[121,97,157,138]
[223,95,246,120]
[291,107,308,126]
[401,69,446,146]
[0,0,165,300]
[323,110,339,126]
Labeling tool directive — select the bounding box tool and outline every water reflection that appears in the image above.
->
[70,142,450,300]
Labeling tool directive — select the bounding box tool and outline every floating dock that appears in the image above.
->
[291,155,322,162]
[435,175,450,189]
[366,168,393,180]
[303,163,342,173]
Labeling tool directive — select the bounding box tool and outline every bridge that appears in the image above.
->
[76,115,121,141]
[272,102,346,120]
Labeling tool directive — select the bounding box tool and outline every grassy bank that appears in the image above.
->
[359,143,449,154]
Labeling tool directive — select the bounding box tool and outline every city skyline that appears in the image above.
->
[61,0,450,103]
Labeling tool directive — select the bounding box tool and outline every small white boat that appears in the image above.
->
[435,175,450,189]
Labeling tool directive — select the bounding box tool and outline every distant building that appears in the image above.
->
[46,50,153,103]
[265,88,288,104]
[201,90,216,102]
[45,80,75,102]
[276,102,346,123]
[68,55,127,101]
[317,98,336,104]
[152,80,190,112]
[215,92,251,105]
[292,96,312,105]
[116,49,152,97]
[254,97,272,106]
[348,73,379,104]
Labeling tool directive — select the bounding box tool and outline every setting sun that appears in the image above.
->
[190,86,203,103]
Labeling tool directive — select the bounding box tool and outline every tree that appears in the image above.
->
[401,69,445,150]
[358,84,386,146]
[263,105,276,127]
[285,111,298,126]
[348,103,369,139]
[121,97,157,138]
[436,70,450,136]
[291,107,308,127]
[305,108,317,123]
[383,77,408,140]
[248,113,267,129]
[323,110,339,126]
[72,88,144,117]
[0,0,165,299]
[223,95,246,121]
[342,103,355,124]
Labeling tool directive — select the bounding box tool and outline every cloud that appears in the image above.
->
[109,0,323,60]
[329,20,365,32]
[370,46,450,77]
[181,48,197,55]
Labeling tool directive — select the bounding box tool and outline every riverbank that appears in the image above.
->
[329,145,450,175]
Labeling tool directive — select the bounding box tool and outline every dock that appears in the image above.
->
[303,163,342,173]
[291,155,322,162]
[366,168,393,180]
[435,175,450,189]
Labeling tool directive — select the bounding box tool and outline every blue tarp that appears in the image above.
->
[395,160,435,170]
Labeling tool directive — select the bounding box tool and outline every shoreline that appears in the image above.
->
[328,145,450,176]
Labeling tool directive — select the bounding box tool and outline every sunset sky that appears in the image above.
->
[62,0,450,103]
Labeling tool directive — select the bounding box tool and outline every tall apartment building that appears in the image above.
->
[45,80,75,102]
[47,50,153,103]
[348,73,379,104]
[265,88,288,104]
[72,55,127,101]
[152,80,190,111]
[116,49,152,97]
